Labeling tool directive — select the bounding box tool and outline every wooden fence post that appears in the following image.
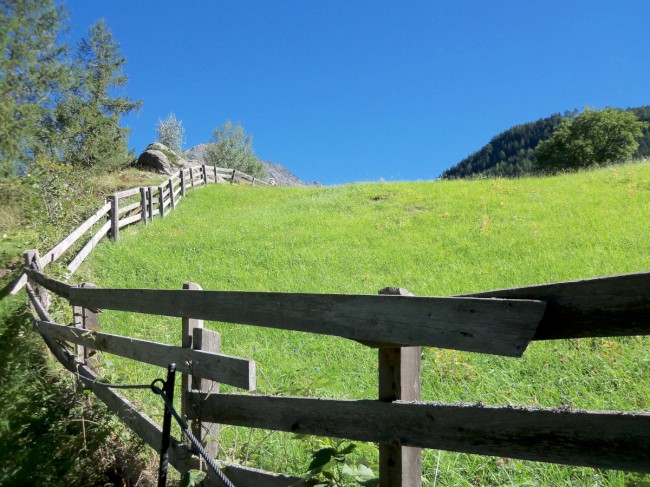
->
[168,178,176,210]
[72,283,99,369]
[231,168,236,184]
[24,250,50,311]
[147,187,154,222]
[190,167,195,188]
[181,282,220,461]
[139,188,148,225]
[252,177,256,186]
[213,164,218,183]
[180,170,186,197]
[158,186,164,218]
[378,287,422,487]
[110,194,119,242]
[202,164,208,185]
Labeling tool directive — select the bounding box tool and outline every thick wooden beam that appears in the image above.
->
[377,287,421,487]
[68,287,545,356]
[33,320,256,390]
[110,195,119,242]
[24,267,71,299]
[189,393,650,474]
[67,220,111,275]
[463,271,650,340]
[139,187,148,225]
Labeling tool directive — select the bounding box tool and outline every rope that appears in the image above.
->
[79,374,235,487]
[150,384,235,487]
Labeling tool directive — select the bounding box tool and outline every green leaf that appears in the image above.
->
[338,443,356,456]
[180,469,207,487]
[308,447,336,472]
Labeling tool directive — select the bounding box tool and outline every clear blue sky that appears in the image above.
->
[62,1,650,185]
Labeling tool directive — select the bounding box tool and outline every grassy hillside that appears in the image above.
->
[78,162,650,486]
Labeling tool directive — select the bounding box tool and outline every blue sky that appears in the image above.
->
[62,1,650,185]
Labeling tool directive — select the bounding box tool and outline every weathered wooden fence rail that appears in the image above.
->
[20,243,650,486]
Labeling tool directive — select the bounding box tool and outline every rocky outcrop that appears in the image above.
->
[184,144,320,187]
[135,143,190,175]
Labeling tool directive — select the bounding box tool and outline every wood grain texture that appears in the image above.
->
[118,213,141,229]
[463,271,650,340]
[110,195,119,242]
[377,287,421,487]
[39,202,111,267]
[190,393,650,474]
[34,319,256,390]
[24,267,72,298]
[67,221,111,274]
[117,201,141,216]
[113,187,141,199]
[139,188,148,226]
[68,288,546,356]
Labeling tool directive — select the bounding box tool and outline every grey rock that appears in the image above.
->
[135,143,191,175]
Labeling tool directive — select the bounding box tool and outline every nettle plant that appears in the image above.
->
[295,436,378,487]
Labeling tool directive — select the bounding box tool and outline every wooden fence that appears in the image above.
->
[9,164,267,294]
[12,165,650,486]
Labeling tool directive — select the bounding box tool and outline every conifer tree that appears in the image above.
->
[0,0,68,176]
[55,19,141,170]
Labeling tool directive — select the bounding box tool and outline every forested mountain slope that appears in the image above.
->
[442,106,650,178]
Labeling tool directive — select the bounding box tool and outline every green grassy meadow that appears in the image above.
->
[76,162,650,486]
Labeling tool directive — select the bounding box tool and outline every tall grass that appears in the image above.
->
[79,161,650,485]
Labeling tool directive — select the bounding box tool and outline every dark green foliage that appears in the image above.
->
[0,0,69,176]
[47,19,141,171]
[535,108,647,171]
[442,106,650,179]
[0,298,145,486]
[204,121,268,180]
[441,114,563,179]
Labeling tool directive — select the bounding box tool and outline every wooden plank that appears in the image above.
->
[147,187,154,222]
[190,328,221,459]
[463,271,650,340]
[114,187,141,199]
[377,287,421,487]
[139,188,148,225]
[8,272,28,295]
[117,201,141,216]
[190,393,650,474]
[182,282,204,435]
[180,170,187,197]
[168,177,176,209]
[67,221,111,274]
[162,197,170,209]
[110,195,119,242]
[34,319,256,390]
[118,213,141,229]
[39,202,111,267]
[24,267,72,299]
[202,164,209,185]
[173,187,181,199]
[221,463,308,487]
[158,187,164,217]
[68,288,546,357]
